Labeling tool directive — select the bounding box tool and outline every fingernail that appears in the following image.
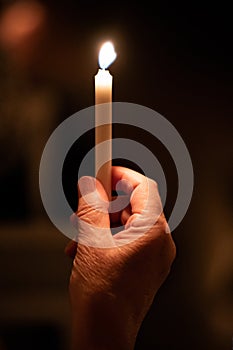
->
[78,176,96,197]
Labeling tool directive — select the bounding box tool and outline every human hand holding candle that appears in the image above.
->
[67,167,176,350]
[95,42,116,199]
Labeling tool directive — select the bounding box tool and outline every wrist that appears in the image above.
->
[70,292,137,350]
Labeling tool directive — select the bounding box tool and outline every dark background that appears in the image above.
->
[0,1,232,349]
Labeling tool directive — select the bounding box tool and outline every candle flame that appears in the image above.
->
[98,41,117,69]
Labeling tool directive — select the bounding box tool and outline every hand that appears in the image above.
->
[66,166,176,350]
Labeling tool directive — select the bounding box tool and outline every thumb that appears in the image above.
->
[71,176,115,248]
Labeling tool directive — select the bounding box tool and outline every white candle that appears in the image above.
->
[95,42,117,199]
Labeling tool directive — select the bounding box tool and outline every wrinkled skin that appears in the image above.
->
[66,166,176,350]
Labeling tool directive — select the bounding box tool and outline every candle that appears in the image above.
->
[95,42,117,199]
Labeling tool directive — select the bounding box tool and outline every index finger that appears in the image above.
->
[112,166,162,217]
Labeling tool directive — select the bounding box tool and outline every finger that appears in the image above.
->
[77,176,109,228]
[112,166,164,244]
[109,201,131,227]
[112,166,145,194]
[109,194,131,227]
[121,204,131,225]
[112,166,162,219]
[72,176,115,248]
